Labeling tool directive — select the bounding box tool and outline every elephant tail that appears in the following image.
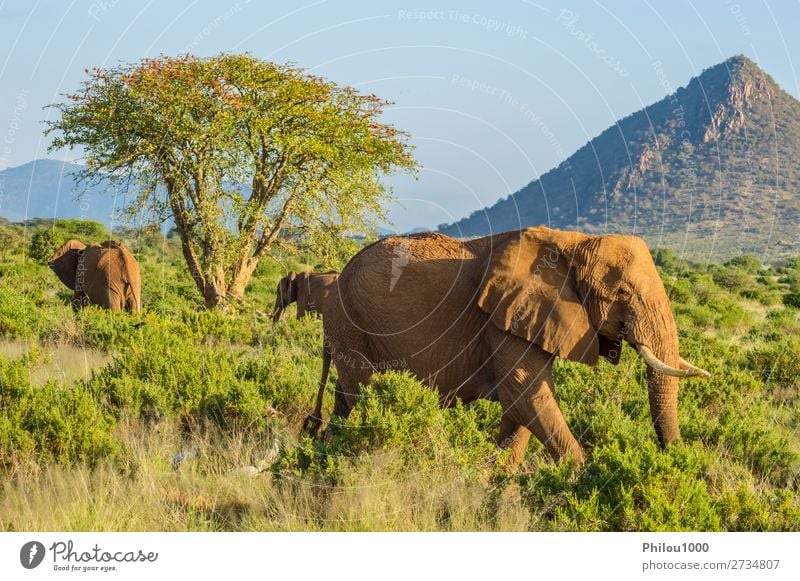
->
[119,250,141,313]
[123,281,140,313]
[302,337,332,438]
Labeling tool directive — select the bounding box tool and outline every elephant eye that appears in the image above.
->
[617,286,632,301]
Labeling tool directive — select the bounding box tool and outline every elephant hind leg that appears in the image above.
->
[328,331,375,420]
[332,380,358,418]
[331,354,374,418]
[497,417,531,469]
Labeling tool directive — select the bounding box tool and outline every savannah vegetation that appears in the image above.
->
[0,218,798,531]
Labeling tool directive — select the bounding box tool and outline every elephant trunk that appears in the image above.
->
[629,301,684,448]
[272,288,286,323]
[646,358,681,447]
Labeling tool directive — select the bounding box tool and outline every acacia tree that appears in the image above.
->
[47,54,415,308]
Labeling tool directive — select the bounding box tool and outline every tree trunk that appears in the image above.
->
[203,267,228,309]
[198,257,260,309]
[167,177,282,309]
[227,257,259,303]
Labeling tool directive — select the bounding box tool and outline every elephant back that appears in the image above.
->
[335,232,479,336]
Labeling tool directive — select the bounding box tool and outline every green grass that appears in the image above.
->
[0,224,798,531]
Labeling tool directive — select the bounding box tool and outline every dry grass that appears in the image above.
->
[0,420,531,532]
[0,339,111,386]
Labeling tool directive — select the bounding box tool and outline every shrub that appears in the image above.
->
[0,350,120,468]
[520,441,721,531]
[756,290,782,306]
[274,371,501,481]
[689,274,725,304]
[725,254,762,273]
[747,336,800,386]
[652,248,684,273]
[0,286,41,339]
[783,291,800,309]
[664,278,692,304]
[711,266,754,293]
[52,219,110,242]
[81,312,314,433]
[28,229,58,264]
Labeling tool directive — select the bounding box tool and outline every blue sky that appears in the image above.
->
[1,0,798,230]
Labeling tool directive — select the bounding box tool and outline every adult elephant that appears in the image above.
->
[307,227,709,468]
[49,239,141,312]
[271,271,340,322]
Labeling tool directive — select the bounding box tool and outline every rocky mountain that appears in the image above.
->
[0,159,133,226]
[440,56,800,261]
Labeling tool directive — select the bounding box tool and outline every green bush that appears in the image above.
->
[0,350,120,468]
[784,291,800,309]
[0,286,40,339]
[52,219,110,242]
[747,336,800,386]
[711,266,755,293]
[275,371,501,481]
[652,248,684,273]
[28,229,58,264]
[79,311,320,433]
[725,254,762,273]
[664,278,692,304]
[689,274,725,304]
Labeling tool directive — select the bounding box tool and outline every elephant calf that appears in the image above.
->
[49,239,141,312]
[271,271,340,322]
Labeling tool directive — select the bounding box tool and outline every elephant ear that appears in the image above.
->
[282,271,298,304]
[476,228,599,365]
[48,239,86,291]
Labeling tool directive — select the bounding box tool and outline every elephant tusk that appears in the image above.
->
[637,345,710,378]
[679,357,712,378]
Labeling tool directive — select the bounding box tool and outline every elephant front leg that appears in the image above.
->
[489,328,585,467]
[295,298,307,319]
[71,290,87,311]
[513,384,585,466]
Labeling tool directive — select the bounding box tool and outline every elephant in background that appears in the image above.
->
[49,239,141,312]
[271,271,340,322]
[306,227,709,469]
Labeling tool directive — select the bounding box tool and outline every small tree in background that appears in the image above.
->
[724,254,762,273]
[28,229,57,264]
[47,54,416,308]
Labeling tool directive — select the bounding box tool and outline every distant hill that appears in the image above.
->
[0,159,136,227]
[440,56,800,261]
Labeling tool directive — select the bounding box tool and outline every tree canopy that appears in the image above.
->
[47,53,416,307]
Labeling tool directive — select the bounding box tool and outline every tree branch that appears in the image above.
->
[253,194,298,259]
